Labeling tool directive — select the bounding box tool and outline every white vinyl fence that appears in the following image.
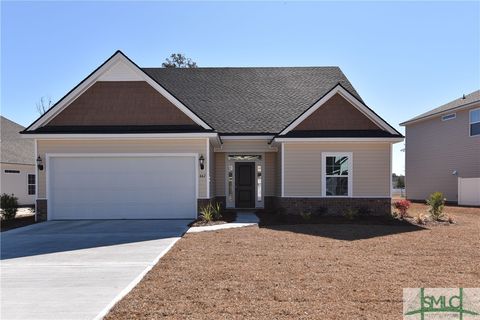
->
[458,177,480,206]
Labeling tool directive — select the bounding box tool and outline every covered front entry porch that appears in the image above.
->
[213,138,279,210]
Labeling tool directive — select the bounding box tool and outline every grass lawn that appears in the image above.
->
[106,203,480,319]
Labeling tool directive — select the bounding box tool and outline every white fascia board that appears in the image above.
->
[274,137,404,143]
[279,85,398,135]
[220,135,275,140]
[22,132,219,140]
[28,51,212,131]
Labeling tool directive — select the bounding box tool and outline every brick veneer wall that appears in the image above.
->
[36,199,48,222]
[274,197,391,216]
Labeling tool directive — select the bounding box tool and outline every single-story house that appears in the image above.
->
[1,116,36,206]
[400,90,480,205]
[21,51,403,221]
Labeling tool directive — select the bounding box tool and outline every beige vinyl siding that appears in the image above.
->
[405,105,480,202]
[283,142,391,197]
[209,141,215,198]
[277,145,282,196]
[215,153,226,196]
[265,152,277,196]
[37,139,208,199]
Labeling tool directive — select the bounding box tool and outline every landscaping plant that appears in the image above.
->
[415,213,427,225]
[300,211,312,221]
[343,208,358,220]
[200,203,215,222]
[0,193,19,221]
[426,192,446,221]
[212,202,222,220]
[393,199,411,219]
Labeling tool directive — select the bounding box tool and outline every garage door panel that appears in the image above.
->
[49,156,196,220]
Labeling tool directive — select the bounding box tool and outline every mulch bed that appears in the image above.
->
[256,211,413,226]
[1,215,36,232]
[189,211,237,227]
[106,202,480,319]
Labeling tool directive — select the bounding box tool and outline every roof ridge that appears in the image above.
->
[142,66,342,70]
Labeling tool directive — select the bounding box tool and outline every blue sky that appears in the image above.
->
[1,1,479,174]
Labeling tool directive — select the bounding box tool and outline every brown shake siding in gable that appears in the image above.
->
[46,81,197,127]
[293,93,381,131]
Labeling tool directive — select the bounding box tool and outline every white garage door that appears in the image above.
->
[48,155,197,220]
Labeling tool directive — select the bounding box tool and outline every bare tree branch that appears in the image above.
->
[36,96,52,115]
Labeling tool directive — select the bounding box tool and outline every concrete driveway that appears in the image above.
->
[1,220,190,320]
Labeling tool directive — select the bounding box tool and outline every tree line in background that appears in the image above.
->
[392,173,405,189]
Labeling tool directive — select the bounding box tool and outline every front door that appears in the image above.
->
[235,162,255,208]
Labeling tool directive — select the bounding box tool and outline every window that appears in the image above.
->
[227,165,233,201]
[4,170,20,174]
[27,174,35,195]
[470,108,480,137]
[227,155,262,161]
[441,113,456,121]
[322,153,352,197]
[257,165,262,201]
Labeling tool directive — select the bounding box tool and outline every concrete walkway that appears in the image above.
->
[1,220,190,320]
[187,212,259,233]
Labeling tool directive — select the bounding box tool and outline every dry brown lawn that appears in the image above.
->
[106,203,480,319]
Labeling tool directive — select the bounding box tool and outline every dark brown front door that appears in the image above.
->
[235,162,255,208]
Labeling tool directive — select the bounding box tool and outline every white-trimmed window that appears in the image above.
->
[441,113,456,121]
[322,152,352,197]
[27,174,35,195]
[470,108,480,137]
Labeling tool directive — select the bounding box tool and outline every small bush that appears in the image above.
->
[415,213,427,225]
[0,193,19,221]
[426,192,445,221]
[199,202,223,222]
[343,208,358,220]
[393,199,411,219]
[300,211,312,221]
[200,203,215,222]
[212,202,222,220]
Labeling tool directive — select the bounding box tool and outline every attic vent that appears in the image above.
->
[442,113,456,121]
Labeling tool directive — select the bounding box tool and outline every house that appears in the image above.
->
[1,116,36,206]
[400,90,480,204]
[21,51,403,221]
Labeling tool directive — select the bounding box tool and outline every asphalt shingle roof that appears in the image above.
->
[1,116,35,165]
[401,90,480,125]
[143,67,363,134]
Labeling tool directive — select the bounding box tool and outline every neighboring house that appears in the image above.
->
[400,90,480,204]
[1,116,36,206]
[21,51,403,221]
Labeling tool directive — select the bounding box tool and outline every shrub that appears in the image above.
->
[212,202,222,220]
[200,203,215,222]
[300,211,312,221]
[415,213,427,225]
[0,193,19,221]
[393,199,411,219]
[426,192,445,221]
[343,208,358,220]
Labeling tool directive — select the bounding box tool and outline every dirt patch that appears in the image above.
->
[189,211,236,227]
[106,203,480,319]
[1,215,36,232]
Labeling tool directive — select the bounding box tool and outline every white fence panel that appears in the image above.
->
[458,177,480,206]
